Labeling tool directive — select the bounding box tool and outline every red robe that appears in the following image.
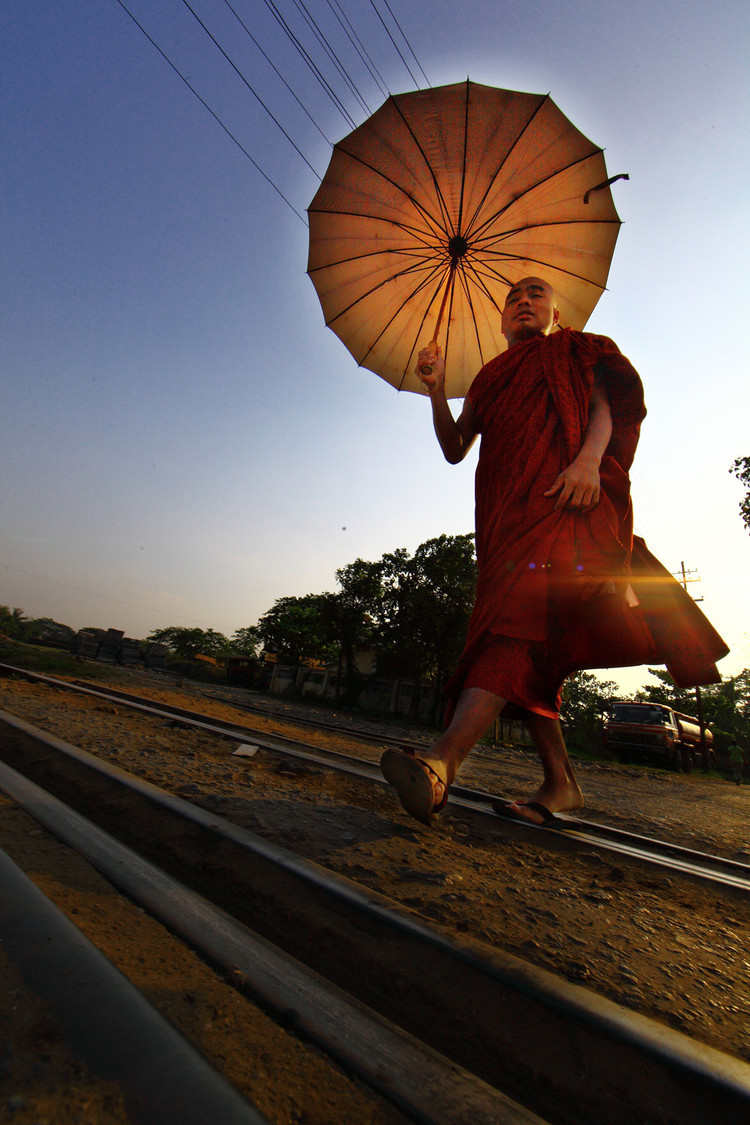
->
[445,329,728,719]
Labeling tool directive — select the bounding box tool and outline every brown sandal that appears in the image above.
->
[380,748,448,825]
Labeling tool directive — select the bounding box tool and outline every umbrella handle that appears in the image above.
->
[419,274,453,376]
[419,338,439,378]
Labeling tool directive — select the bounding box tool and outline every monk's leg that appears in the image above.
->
[381,687,505,820]
[421,687,506,787]
[509,713,584,823]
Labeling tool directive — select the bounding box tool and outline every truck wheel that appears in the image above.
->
[668,747,681,771]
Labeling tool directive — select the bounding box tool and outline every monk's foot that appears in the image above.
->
[380,749,449,825]
[495,779,584,825]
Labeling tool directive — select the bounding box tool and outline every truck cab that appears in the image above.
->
[603,701,713,772]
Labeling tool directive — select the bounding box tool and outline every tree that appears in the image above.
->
[636,668,696,713]
[560,671,618,753]
[255,595,336,665]
[147,626,229,660]
[0,606,28,640]
[329,558,386,703]
[637,667,750,747]
[230,626,260,657]
[730,456,750,533]
[377,534,477,719]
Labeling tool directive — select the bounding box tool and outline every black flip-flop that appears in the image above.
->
[493,800,558,826]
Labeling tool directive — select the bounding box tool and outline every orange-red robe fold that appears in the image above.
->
[445,329,728,719]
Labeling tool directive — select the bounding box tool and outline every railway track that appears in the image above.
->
[1,683,750,1123]
[2,663,749,897]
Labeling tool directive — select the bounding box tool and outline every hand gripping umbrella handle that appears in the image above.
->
[419,339,439,377]
[419,276,452,376]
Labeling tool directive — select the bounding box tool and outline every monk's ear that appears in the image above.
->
[553,307,560,325]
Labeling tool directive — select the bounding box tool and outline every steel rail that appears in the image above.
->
[0,844,267,1125]
[0,758,540,1125]
[1,663,748,895]
[1,707,750,1125]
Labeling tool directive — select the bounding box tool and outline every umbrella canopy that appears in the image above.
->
[307,80,624,399]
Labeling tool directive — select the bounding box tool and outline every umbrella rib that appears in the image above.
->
[455,261,487,368]
[388,95,456,237]
[355,262,449,371]
[441,267,460,372]
[395,268,452,391]
[462,93,549,240]
[308,244,444,276]
[468,149,606,244]
[307,208,445,253]
[461,257,510,314]
[455,77,471,238]
[336,145,451,242]
[325,258,447,328]
[471,253,606,292]
[473,217,621,249]
[309,204,446,248]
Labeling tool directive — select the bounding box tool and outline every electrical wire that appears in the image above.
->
[222,0,332,145]
[288,0,372,116]
[178,0,321,178]
[111,0,306,223]
[378,0,430,87]
[325,0,390,100]
[262,0,358,129]
[369,0,418,88]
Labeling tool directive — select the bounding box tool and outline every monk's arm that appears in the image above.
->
[416,345,477,463]
[544,377,613,511]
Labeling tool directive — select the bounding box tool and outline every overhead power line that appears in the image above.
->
[369,0,418,88]
[262,0,358,129]
[112,0,306,223]
[325,0,390,100]
[178,0,321,179]
[378,0,430,87]
[221,0,333,145]
[289,0,372,116]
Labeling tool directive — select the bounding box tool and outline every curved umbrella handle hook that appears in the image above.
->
[583,173,630,204]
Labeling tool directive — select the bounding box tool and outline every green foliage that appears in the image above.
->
[637,667,750,746]
[256,595,338,665]
[635,668,696,712]
[560,671,618,753]
[377,534,476,681]
[730,456,750,533]
[230,626,261,657]
[252,535,477,708]
[146,626,229,659]
[0,635,105,679]
[0,606,28,639]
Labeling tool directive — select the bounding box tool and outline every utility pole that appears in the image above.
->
[676,561,708,770]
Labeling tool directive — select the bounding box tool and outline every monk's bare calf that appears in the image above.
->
[418,688,583,823]
[508,713,584,824]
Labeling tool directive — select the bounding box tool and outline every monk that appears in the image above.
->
[381,277,728,826]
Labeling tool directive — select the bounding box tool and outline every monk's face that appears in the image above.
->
[501,278,559,344]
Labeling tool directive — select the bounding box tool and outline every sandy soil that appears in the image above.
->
[1,665,749,1122]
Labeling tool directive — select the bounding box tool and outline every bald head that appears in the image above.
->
[501,277,560,345]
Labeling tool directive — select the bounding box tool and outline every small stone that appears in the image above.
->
[396,868,448,886]
[232,744,259,757]
[566,961,592,982]
[584,890,613,904]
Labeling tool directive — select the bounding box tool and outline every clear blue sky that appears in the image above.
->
[2,0,749,694]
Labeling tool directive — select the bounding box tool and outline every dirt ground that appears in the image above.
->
[1,665,750,1123]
